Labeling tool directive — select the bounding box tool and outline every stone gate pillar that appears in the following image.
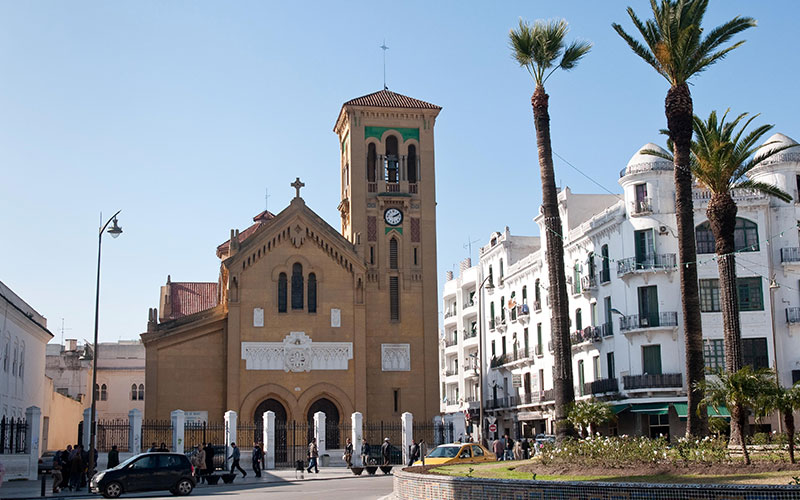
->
[82,407,92,449]
[224,410,238,470]
[401,412,413,466]
[128,409,142,455]
[313,411,326,459]
[25,406,42,480]
[263,411,275,470]
[171,410,185,453]
[351,412,363,467]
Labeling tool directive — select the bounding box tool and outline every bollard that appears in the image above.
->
[40,473,47,497]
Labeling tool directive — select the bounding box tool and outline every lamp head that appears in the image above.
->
[485,277,495,291]
[107,217,123,238]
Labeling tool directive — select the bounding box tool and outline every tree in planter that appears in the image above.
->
[613,0,756,438]
[696,366,773,465]
[568,399,615,438]
[644,110,793,445]
[509,18,590,443]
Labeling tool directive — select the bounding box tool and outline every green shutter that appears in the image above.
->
[643,345,662,375]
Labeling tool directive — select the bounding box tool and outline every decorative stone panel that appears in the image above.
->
[381,343,410,371]
[242,332,353,372]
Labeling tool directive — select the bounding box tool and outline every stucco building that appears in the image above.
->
[141,90,442,430]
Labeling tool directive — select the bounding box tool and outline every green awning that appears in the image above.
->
[628,403,670,415]
[611,404,630,415]
[673,403,730,419]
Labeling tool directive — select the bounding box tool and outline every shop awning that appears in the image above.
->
[673,403,730,419]
[611,404,630,415]
[628,403,670,415]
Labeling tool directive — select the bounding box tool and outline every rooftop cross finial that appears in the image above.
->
[291,177,305,198]
[380,40,389,90]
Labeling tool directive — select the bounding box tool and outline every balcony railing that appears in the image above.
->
[583,378,619,395]
[463,329,478,341]
[463,298,475,309]
[490,354,507,368]
[533,300,542,312]
[408,183,418,194]
[781,247,800,263]
[580,274,597,291]
[619,312,678,331]
[693,188,766,202]
[617,254,677,276]
[445,368,459,377]
[541,389,554,402]
[599,322,614,337]
[631,199,653,215]
[489,318,496,330]
[571,326,602,345]
[505,347,531,364]
[623,373,682,390]
[496,317,507,332]
[444,336,458,348]
[787,307,800,324]
[367,182,378,193]
[444,309,456,319]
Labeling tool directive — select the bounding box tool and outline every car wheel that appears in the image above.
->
[175,479,193,496]
[103,482,123,499]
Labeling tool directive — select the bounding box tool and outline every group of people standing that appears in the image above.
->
[188,442,265,481]
[491,434,532,461]
[49,443,98,493]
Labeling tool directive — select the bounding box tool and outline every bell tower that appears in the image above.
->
[333,89,441,420]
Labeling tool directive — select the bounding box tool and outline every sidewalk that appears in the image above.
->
[0,468,374,500]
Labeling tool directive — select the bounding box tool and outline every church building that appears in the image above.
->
[141,90,442,430]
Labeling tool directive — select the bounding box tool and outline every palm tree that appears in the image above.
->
[697,366,773,465]
[509,19,590,443]
[568,399,615,438]
[766,382,800,463]
[645,110,792,445]
[613,0,756,438]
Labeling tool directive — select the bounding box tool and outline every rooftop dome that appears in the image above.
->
[620,143,673,178]
[756,133,800,167]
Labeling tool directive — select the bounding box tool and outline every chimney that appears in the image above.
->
[445,271,453,281]
[459,258,472,274]
[65,339,77,352]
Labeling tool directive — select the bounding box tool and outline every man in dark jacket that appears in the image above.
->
[360,438,370,466]
[381,438,392,466]
[107,445,120,468]
[204,443,215,474]
[407,439,420,466]
[252,443,263,478]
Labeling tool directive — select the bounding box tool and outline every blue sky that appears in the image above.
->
[0,1,796,343]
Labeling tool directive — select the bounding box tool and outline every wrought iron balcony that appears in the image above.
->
[617,254,677,276]
[463,329,478,341]
[583,378,619,395]
[463,298,476,309]
[490,354,508,369]
[496,317,507,332]
[599,322,614,337]
[623,373,682,390]
[541,389,554,402]
[533,300,542,312]
[444,335,458,348]
[781,247,800,263]
[619,312,678,331]
[444,367,459,377]
[444,309,457,320]
[580,274,597,291]
[631,199,653,216]
[787,307,800,324]
[571,326,602,345]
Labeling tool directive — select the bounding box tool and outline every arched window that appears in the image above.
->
[522,286,528,305]
[131,384,137,401]
[488,265,494,285]
[389,238,398,269]
[385,136,399,183]
[18,347,23,380]
[95,384,100,400]
[291,263,304,310]
[407,144,417,183]
[601,245,610,282]
[101,384,108,401]
[575,308,582,331]
[500,296,506,321]
[278,273,287,313]
[367,143,377,182]
[574,262,581,294]
[389,276,399,320]
[696,218,760,254]
[138,384,145,401]
[2,342,8,372]
[534,279,541,307]
[308,273,317,313]
[12,345,17,376]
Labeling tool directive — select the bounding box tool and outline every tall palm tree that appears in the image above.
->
[645,110,792,445]
[509,19,591,443]
[613,0,755,437]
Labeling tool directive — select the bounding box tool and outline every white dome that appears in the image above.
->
[621,143,673,177]
[756,133,800,167]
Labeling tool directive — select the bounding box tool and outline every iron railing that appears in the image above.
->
[96,419,129,452]
[580,274,597,291]
[599,322,614,337]
[364,421,403,465]
[0,416,27,454]
[412,421,454,448]
[781,247,800,263]
[141,419,173,452]
[787,307,800,324]
[463,329,478,341]
[631,199,652,215]
[583,378,619,395]
[619,312,678,331]
[617,254,677,276]
[623,373,682,390]
[571,327,602,345]
[444,335,458,347]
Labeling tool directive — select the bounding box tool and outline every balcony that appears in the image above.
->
[623,373,682,390]
[781,247,800,263]
[504,347,531,366]
[367,182,378,193]
[533,300,542,313]
[496,317,507,333]
[516,304,531,324]
[444,309,457,324]
[617,254,677,277]
[408,183,418,194]
[693,188,766,203]
[599,322,614,337]
[583,378,619,396]
[445,367,459,377]
[490,354,507,369]
[619,312,678,332]
[571,326,602,346]
[463,329,478,341]
[580,274,597,292]
[787,307,800,324]
[541,389,554,402]
[444,335,458,348]
[462,298,476,310]
[631,199,653,216]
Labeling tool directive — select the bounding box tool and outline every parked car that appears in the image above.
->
[90,452,195,498]
[412,443,496,466]
[38,450,59,474]
[533,434,555,454]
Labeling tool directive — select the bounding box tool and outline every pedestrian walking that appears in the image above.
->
[307,438,319,473]
[504,434,514,461]
[343,438,353,468]
[360,438,370,466]
[407,439,420,466]
[521,438,530,460]
[51,450,64,493]
[252,443,263,478]
[513,439,523,460]
[228,442,247,477]
[492,437,503,461]
[381,437,392,466]
[107,445,120,469]
[193,444,207,483]
[204,442,215,476]
[68,445,84,490]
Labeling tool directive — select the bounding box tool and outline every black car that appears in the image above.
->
[90,452,195,498]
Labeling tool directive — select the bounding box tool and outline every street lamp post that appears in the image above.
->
[88,211,123,489]
[477,274,494,447]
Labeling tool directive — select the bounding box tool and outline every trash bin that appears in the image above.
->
[320,454,330,467]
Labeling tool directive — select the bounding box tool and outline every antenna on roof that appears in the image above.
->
[265,188,270,212]
[380,40,389,90]
[59,318,72,347]
[464,235,480,261]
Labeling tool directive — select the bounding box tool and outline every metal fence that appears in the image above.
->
[274,420,309,468]
[0,416,27,454]
[326,419,350,450]
[96,419,129,452]
[412,421,454,448]
[141,419,173,451]
[236,421,262,451]
[184,421,226,448]
[363,420,403,465]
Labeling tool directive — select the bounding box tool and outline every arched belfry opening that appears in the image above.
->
[385,136,399,183]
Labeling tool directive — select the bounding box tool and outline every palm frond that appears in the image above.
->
[512,18,589,88]
[560,40,592,71]
[733,180,792,203]
[639,148,674,162]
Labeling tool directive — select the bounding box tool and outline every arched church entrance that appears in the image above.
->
[254,398,288,463]
[306,397,341,448]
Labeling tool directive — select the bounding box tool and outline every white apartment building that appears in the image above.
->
[441,133,800,441]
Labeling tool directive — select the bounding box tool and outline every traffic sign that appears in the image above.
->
[488,423,497,433]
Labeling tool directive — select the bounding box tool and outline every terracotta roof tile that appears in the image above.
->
[216,210,276,255]
[168,282,218,320]
[343,89,441,110]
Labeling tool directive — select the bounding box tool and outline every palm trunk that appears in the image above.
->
[708,191,745,446]
[531,86,575,443]
[785,410,796,464]
[735,404,750,464]
[665,82,707,438]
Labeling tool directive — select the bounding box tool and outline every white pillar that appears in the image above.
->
[263,411,275,470]
[224,410,237,471]
[351,412,363,467]
[25,406,42,480]
[128,409,142,455]
[313,411,326,459]
[401,412,413,466]
[171,410,185,453]
[82,407,92,449]
[452,415,467,443]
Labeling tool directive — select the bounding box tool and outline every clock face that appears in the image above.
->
[384,208,403,226]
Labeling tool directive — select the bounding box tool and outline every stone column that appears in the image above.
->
[263,411,275,470]
[128,409,142,455]
[25,406,42,480]
[224,410,237,471]
[171,410,185,453]
[452,414,467,442]
[82,407,92,449]
[351,412,363,467]
[313,411,326,459]
[401,412,413,466]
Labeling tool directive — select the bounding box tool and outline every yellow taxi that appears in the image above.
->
[413,442,496,466]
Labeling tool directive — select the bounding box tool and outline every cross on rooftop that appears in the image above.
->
[291,177,305,198]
